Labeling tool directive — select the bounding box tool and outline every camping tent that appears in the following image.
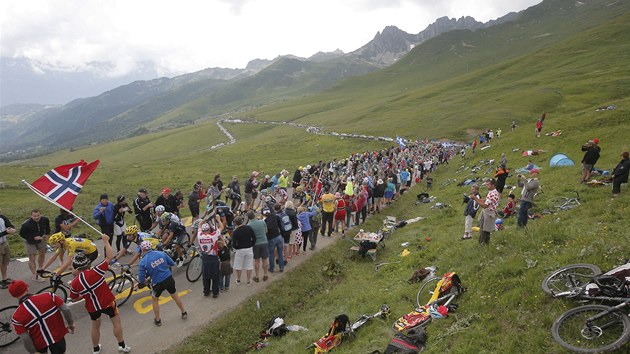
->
[549,153,575,167]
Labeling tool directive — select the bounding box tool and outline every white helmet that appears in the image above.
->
[155,205,165,214]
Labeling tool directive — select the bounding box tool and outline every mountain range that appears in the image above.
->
[1,0,626,162]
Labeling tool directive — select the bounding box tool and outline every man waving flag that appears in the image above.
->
[27,160,100,210]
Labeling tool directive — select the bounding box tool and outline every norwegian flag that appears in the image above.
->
[30,160,100,210]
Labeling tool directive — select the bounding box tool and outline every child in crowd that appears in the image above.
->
[218,236,232,292]
[498,193,516,218]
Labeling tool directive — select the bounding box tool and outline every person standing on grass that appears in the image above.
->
[231,215,256,286]
[19,208,50,283]
[93,194,114,240]
[462,184,480,240]
[138,240,188,327]
[319,185,336,237]
[470,178,499,245]
[612,151,630,197]
[581,139,601,183]
[133,188,154,232]
[516,169,540,228]
[69,234,131,354]
[0,209,16,288]
[248,210,269,283]
[10,279,75,354]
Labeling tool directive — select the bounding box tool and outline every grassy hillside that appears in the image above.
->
[242,0,629,141]
[1,0,629,352]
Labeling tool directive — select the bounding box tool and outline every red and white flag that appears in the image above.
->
[30,160,100,210]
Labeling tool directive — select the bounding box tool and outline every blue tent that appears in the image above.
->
[549,153,575,167]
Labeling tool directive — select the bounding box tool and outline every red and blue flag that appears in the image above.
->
[30,160,100,210]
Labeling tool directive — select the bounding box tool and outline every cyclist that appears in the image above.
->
[160,212,187,267]
[111,225,161,267]
[150,205,167,233]
[42,232,98,276]
[214,200,235,236]
[69,234,131,354]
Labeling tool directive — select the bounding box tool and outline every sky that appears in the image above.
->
[1,0,543,77]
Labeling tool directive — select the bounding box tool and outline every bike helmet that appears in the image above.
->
[124,225,138,235]
[72,253,90,269]
[201,223,212,232]
[48,232,65,245]
[428,304,447,319]
[495,218,503,225]
[261,189,269,195]
[140,240,153,251]
[155,205,165,214]
[160,212,172,222]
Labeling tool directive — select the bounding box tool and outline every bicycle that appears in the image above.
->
[552,298,630,353]
[547,190,581,211]
[36,267,117,303]
[0,305,19,348]
[108,263,152,306]
[185,245,202,282]
[541,263,602,297]
[392,272,462,332]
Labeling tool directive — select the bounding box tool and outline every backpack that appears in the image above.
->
[279,212,293,233]
[383,327,427,353]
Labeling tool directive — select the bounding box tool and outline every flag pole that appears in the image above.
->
[22,179,103,235]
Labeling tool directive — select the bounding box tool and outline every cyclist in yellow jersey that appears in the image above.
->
[42,232,99,276]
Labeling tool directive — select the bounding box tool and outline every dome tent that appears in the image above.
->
[549,153,575,167]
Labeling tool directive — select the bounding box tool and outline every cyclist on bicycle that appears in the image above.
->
[214,201,235,236]
[160,212,187,267]
[150,205,167,233]
[41,232,98,277]
[111,225,161,267]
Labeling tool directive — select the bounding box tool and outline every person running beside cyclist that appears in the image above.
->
[69,234,131,354]
[137,240,188,326]
[159,212,187,267]
[9,279,75,354]
[42,232,98,276]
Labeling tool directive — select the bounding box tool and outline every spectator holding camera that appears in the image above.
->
[581,139,601,183]
[516,169,540,228]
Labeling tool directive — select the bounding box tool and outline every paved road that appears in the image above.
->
[0,231,340,354]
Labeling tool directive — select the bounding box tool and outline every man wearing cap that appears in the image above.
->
[133,188,154,232]
[69,234,131,354]
[10,279,75,354]
[155,188,177,213]
[93,194,114,238]
[581,139,601,183]
[517,169,540,228]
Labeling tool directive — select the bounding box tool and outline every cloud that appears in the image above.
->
[0,0,543,76]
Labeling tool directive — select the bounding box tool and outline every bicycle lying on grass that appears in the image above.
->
[547,190,581,212]
[392,272,462,332]
[0,305,19,348]
[307,304,390,353]
[543,262,630,353]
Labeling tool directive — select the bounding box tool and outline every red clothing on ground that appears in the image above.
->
[12,293,69,351]
[70,260,115,313]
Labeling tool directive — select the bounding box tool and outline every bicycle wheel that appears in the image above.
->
[542,264,602,296]
[552,304,630,353]
[36,285,68,303]
[108,275,134,307]
[186,254,203,283]
[547,197,569,210]
[105,268,117,289]
[416,277,441,308]
[0,305,19,348]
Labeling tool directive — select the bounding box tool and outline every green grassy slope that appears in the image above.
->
[243,0,629,141]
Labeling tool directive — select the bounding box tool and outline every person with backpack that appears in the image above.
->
[265,205,285,274]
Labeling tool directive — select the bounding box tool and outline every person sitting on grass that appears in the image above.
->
[498,194,516,218]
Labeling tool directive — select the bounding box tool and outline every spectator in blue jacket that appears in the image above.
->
[297,206,318,252]
[138,241,187,326]
[92,194,114,239]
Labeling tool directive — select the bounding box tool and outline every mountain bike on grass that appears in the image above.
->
[542,261,629,300]
[552,298,630,353]
[0,305,19,348]
[392,272,462,332]
[547,190,581,212]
